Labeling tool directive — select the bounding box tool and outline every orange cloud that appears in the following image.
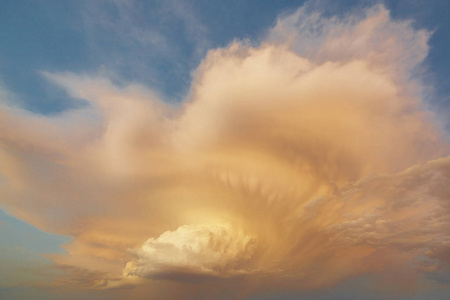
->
[0,4,449,298]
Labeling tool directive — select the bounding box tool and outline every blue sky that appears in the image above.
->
[0,208,70,288]
[1,0,449,114]
[1,1,450,299]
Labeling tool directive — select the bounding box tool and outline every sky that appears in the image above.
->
[0,0,450,299]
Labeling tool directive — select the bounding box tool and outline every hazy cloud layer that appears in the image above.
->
[0,3,449,298]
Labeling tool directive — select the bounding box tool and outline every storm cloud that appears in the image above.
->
[0,3,449,298]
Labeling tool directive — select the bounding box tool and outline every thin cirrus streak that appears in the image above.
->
[0,3,449,298]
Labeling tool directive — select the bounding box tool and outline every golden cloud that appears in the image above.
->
[0,4,449,298]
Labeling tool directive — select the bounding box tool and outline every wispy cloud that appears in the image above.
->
[80,0,210,100]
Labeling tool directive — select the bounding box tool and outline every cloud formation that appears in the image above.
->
[125,224,256,280]
[0,3,449,298]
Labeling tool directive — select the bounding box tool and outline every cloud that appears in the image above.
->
[268,4,430,73]
[80,0,210,99]
[0,2,449,298]
[125,224,256,280]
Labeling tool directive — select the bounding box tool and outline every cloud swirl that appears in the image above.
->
[0,3,449,298]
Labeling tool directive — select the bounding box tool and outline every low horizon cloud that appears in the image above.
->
[0,3,449,299]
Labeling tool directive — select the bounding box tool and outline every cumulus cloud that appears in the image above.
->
[0,3,449,298]
[125,224,256,280]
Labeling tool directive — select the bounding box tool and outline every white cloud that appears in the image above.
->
[268,4,430,75]
[125,224,256,280]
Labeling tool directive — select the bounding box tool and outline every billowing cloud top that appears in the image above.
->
[125,223,256,280]
[0,3,449,299]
